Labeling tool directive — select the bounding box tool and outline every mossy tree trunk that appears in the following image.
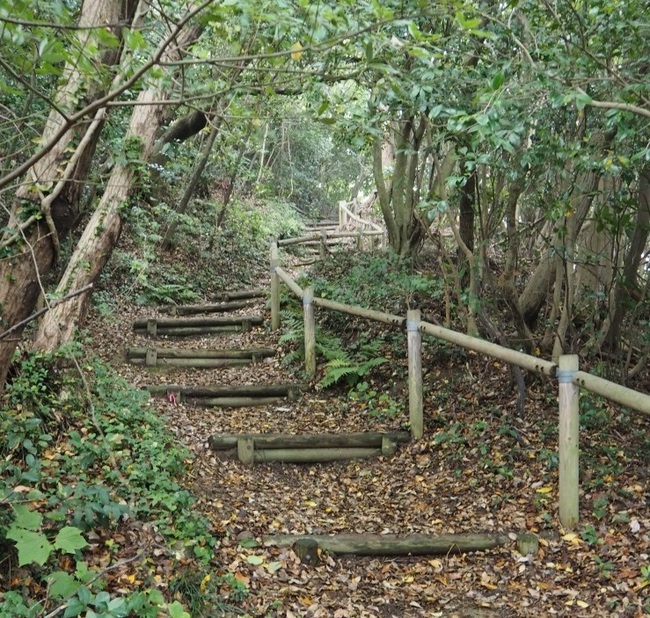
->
[0,0,138,388]
[33,21,204,353]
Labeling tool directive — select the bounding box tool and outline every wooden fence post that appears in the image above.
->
[270,241,280,331]
[558,354,579,530]
[320,231,328,259]
[357,229,364,251]
[407,309,423,439]
[303,286,316,376]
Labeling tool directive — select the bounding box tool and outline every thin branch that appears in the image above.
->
[0,57,71,122]
[0,15,131,30]
[576,88,650,119]
[0,0,217,192]
[0,284,93,340]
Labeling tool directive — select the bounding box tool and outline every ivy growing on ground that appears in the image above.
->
[0,347,244,617]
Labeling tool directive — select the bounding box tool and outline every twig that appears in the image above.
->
[0,284,93,340]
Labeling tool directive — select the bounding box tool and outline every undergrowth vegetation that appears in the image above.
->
[101,197,304,309]
[0,349,245,617]
[278,251,451,418]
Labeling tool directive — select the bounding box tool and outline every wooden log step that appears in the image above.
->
[130,358,252,368]
[305,220,338,227]
[213,289,265,301]
[158,300,257,315]
[194,396,285,408]
[263,532,513,556]
[127,346,276,360]
[209,431,411,450]
[141,326,243,337]
[249,446,382,464]
[133,315,263,329]
[144,383,303,398]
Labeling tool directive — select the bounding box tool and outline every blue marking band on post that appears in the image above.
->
[406,318,419,332]
[557,369,575,384]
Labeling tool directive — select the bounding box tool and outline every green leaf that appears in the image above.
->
[168,601,191,618]
[239,538,259,549]
[575,91,593,111]
[6,528,54,566]
[12,504,42,530]
[492,71,505,90]
[54,526,88,554]
[455,11,482,30]
[246,554,264,565]
[47,571,81,599]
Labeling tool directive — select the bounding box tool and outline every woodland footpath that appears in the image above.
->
[1,197,649,617]
[1,1,650,616]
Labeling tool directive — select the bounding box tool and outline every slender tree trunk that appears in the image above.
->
[162,122,221,248]
[519,167,606,327]
[0,0,137,388]
[33,21,203,353]
[601,166,650,350]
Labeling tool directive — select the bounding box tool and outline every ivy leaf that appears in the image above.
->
[6,528,54,566]
[54,526,88,554]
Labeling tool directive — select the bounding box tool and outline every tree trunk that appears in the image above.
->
[33,21,204,354]
[602,166,650,350]
[519,167,606,328]
[372,116,427,257]
[458,164,476,255]
[0,0,137,388]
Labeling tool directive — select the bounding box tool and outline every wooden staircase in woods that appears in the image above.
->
[129,283,407,464]
[127,217,404,466]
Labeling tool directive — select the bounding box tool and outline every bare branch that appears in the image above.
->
[0,0,217,192]
[0,284,93,341]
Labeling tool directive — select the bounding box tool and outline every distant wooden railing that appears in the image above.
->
[269,239,650,530]
[338,200,384,233]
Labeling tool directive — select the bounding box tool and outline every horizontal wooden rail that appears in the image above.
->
[419,322,556,376]
[339,202,384,233]
[278,230,382,247]
[275,267,304,298]
[574,371,650,417]
[312,296,404,327]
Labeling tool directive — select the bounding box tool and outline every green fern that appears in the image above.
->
[318,359,360,389]
[278,310,387,388]
[318,354,387,389]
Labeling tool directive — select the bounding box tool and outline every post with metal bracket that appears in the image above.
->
[270,241,280,331]
[558,354,579,530]
[303,287,316,376]
[407,309,423,439]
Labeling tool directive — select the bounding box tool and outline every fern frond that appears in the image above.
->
[318,364,358,389]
